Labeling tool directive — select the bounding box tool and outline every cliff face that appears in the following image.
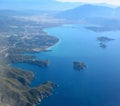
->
[0,65,57,106]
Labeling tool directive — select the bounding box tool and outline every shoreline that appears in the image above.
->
[47,38,61,50]
[44,28,61,51]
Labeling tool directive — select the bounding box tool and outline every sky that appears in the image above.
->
[0,0,81,10]
[57,0,120,6]
[0,0,119,10]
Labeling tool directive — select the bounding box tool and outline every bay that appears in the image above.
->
[14,24,120,106]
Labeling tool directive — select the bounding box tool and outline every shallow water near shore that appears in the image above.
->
[14,24,120,106]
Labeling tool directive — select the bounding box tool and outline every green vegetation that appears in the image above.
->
[0,13,59,106]
[0,62,57,106]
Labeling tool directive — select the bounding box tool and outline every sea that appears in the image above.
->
[13,24,120,106]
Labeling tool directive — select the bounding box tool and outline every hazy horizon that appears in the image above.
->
[0,0,119,11]
[0,0,82,11]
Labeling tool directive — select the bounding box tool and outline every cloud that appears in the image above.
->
[56,0,120,6]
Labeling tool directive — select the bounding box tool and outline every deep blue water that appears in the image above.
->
[14,25,120,106]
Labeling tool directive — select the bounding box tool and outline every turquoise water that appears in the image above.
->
[14,25,120,106]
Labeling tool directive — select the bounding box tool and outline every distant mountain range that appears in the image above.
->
[56,4,120,19]
[1,4,120,18]
[1,4,120,31]
[55,4,120,31]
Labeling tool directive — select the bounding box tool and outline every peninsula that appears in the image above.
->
[0,11,61,106]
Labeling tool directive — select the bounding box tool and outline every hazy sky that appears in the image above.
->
[0,0,81,10]
[57,0,120,6]
[0,0,119,10]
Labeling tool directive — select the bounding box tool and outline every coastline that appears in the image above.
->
[47,38,61,50]
[3,28,61,106]
[43,28,61,50]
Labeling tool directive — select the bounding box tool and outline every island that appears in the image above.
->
[85,26,118,32]
[97,36,115,42]
[73,61,87,71]
[97,36,115,48]
[99,43,107,48]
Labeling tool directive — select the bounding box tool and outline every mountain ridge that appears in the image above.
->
[56,4,120,19]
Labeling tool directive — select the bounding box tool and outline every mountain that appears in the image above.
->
[55,4,120,31]
[56,4,120,22]
[56,4,117,19]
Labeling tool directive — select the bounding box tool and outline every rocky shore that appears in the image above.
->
[0,12,60,106]
[0,63,58,106]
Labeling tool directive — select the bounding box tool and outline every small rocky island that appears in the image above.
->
[73,61,87,71]
[97,36,115,48]
[97,36,115,42]
[99,43,107,48]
